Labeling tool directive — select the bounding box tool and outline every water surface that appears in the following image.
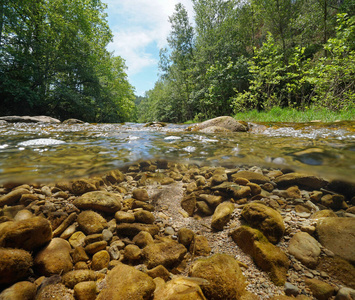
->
[0,121,354,184]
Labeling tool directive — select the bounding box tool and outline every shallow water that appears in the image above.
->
[0,121,354,184]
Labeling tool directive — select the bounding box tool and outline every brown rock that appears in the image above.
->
[211,167,228,185]
[0,248,33,285]
[310,210,337,219]
[191,116,248,132]
[317,256,355,289]
[77,211,107,235]
[134,210,155,224]
[247,182,262,195]
[73,191,122,213]
[153,276,207,300]
[0,216,52,251]
[116,223,159,238]
[198,194,223,208]
[241,202,285,244]
[189,235,211,257]
[34,238,73,276]
[288,232,321,268]
[181,194,196,217]
[0,281,37,300]
[189,253,246,300]
[124,244,142,263]
[147,265,170,281]
[316,217,355,263]
[114,211,135,223]
[231,226,289,286]
[0,188,29,207]
[69,231,86,248]
[85,241,107,255]
[72,246,89,263]
[274,172,327,190]
[104,169,125,184]
[232,171,270,184]
[143,237,187,269]
[133,188,149,201]
[71,179,98,195]
[97,263,155,300]
[91,250,110,270]
[305,278,336,300]
[62,269,97,288]
[211,202,234,231]
[133,231,154,248]
[177,228,195,248]
[74,281,97,300]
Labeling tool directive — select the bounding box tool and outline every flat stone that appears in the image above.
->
[191,116,248,132]
[274,172,327,190]
[116,223,159,238]
[97,263,155,300]
[288,232,321,268]
[74,191,122,213]
[316,217,355,264]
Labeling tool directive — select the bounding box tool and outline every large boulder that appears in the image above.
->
[191,116,248,132]
[241,202,285,244]
[274,173,327,190]
[316,217,355,264]
[189,253,246,300]
[97,263,155,300]
[143,237,187,269]
[0,115,60,123]
[34,238,73,276]
[231,226,289,286]
[288,232,321,268]
[0,248,33,285]
[73,191,122,214]
[0,216,52,251]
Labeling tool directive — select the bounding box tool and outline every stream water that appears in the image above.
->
[0,121,354,184]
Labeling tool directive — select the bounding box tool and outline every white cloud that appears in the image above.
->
[104,0,194,77]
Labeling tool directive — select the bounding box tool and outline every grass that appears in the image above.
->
[233,106,355,123]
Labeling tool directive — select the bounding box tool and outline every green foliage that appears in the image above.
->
[0,0,135,122]
[306,14,355,110]
[138,0,354,123]
[234,106,355,122]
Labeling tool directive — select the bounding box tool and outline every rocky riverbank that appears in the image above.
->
[0,161,354,299]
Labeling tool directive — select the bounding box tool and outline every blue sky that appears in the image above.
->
[104,0,194,96]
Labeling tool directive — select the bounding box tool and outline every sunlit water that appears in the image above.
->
[0,121,354,184]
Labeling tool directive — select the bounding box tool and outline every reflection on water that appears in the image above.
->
[0,121,354,184]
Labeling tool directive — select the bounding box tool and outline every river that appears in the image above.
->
[0,121,354,184]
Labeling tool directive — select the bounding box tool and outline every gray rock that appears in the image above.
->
[284,282,299,296]
[288,232,321,268]
[191,116,248,132]
[316,217,355,264]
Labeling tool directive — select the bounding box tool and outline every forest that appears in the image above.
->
[137,0,355,123]
[0,0,135,122]
[1,1,354,123]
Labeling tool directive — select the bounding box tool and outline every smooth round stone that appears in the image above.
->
[92,250,110,271]
[74,281,97,300]
[102,229,113,242]
[69,231,86,248]
[284,282,299,296]
[164,226,175,235]
[13,209,33,221]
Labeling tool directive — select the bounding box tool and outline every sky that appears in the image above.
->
[104,0,194,96]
